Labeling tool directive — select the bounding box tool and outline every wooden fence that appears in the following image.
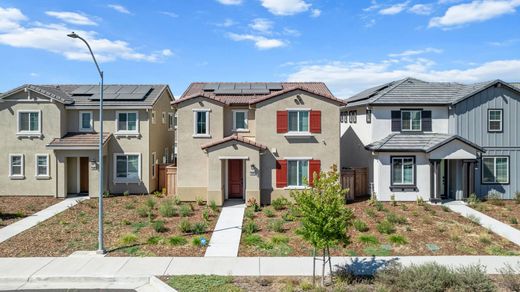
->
[341,167,369,201]
[158,164,177,196]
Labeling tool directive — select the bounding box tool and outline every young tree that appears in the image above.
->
[290,165,353,286]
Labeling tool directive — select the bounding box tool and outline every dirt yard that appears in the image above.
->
[0,196,61,229]
[472,200,520,230]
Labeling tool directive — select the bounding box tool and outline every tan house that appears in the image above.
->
[0,84,175,197]
[172,82,344,205]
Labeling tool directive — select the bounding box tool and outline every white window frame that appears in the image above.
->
[488,109,503,132]
[401,110,422,132]
[115,111,139,135]
[168,112,175,131]
[482,156,509,184]
[151,152,156,178]
[79,111,93,132]
[391,157,415,185]
[151,110,156,124]
[287,109,310,134]
[113,153,142,183]
[35,154,50,178]
[161,112,166,124]
[193,109,211,137]
[9,154,24,179]
[232,110,249,132]
[286,159,310,188]
[17,110,41,137]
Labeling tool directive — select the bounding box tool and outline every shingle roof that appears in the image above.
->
[47,132,112,148]
[365,133,485,153]
[201,135,267,150]
[174,82,344,106]
[345,77,519,108]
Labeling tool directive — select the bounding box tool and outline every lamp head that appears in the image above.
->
[67,32,79,39]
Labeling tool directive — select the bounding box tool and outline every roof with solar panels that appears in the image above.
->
[173,82,344,106]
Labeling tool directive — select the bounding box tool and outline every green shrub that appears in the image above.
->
[123,190,130,196]
[388,234,408,245]
[168,275,235,292]
[499,263,520,292]
[353,219,369,232]
[124,202,135,210]
[247,197,261,212]
[131,221,147,233]
[487,192,504,206]
[152,220,167,233]
[147,236,163,245]
[510,217,518,225]
[202,209,210,221]
[179,204,192,217]
[179,219,192,233]
[467,193,480,206]
[196,196,206,206]
[365,208,377,218]
[268,219,285,233]
[209,200,218,212]
[400,204,408,211]
[374,201,386,212]
[172,196,181,205]
[145,197,156,209]
[244,234,263,246]
[159,200,177,217]
[416,196,425,206]
[390,194,397,206]
[387,213,407,225]
[192,221,207,234]
[479,234,492,245]
[271,197,289,210]
[168,236,187,246]
[456,264,496,291]
[153,191,163,198]
[120,233,138,245]
[358,234,379,245]
[271,235,289,245]
[244,207,255,220]
[192,236,207,247]
[377,220,396,235]
[243,220,259,234]
[486,246,518,256]
[137,205,151,218]
[263,207,275,217]
[282,211,295,222]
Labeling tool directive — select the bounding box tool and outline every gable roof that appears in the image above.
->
[201,135,267,150]
[173,82,344,106]
[365,133,485,153]
[345,77,520,108]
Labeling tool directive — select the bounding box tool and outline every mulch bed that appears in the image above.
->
[473,200,520,229]
[0,197,61,229]
[0,195,219,257]
[239,199,520,257]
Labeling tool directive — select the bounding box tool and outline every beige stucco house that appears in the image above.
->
[172,82,344,206]
[0,84,175,197]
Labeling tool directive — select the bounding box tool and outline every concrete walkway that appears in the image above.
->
[0,196,89,244]
[444,201,520,246]
[204,200,246,257]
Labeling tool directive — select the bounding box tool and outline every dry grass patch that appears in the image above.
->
[473,200,520,229]
[0,196,61,228]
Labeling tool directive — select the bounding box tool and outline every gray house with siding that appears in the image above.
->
[341,77,519,201]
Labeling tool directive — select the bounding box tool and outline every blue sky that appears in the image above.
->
[0,0,519,97]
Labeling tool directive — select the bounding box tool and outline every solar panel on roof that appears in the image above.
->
[218,83,235,90]
[251,83,267,89]
[242,89,270,94]
[117,85,138,94]
[133,85,153,94]
[103,85,122,93]
[203,83,219,91]
[235,83,251,90]
[266,83,282,90]
[214,89,242,94]
[70,85,95,94]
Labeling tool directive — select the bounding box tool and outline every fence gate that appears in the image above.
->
[341,167,369,201]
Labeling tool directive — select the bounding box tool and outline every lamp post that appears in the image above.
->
[67,32,105,254]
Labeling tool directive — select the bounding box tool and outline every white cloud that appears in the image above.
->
[216,18,236,27]
[311,9,321,17]
[216,0,242,4]
[388,47,443,57]
[45,11,97,26]
[228,33,286,49]
[282,27,301,37]
[409,4,434,15]
[379,1,410,15]
[249,18,273,34]
[286,58,520,97]
[30,72,39,77]
[160,11,179,18]
[488,38,520,46]
[107,4,131,14]
[260,0,311,16]
[429,0,520,28]
[0,6,170,63]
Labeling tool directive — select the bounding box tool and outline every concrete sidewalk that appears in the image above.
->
[0,196,89,244]
[444,201,520,246]
[204,200,245,257]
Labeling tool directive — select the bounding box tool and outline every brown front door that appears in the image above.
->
[79,157,89,194]
[228,160,243,199]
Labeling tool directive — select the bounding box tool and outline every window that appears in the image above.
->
[340,111,348,123]
[233,110,248,131]
[35,154,49,177]
[348,111,352,123]
[288,110,309,132]
[162,112,166,124]
[9,154,24,178]
[193,109,210,136]
[351,111,357,124]
[287,160,309,187]
[117,112,138,133]
[115,154,140,181]
[151,111,156,124]
[173,143,177,163]
[17,110,40,135]
[151,152,156,178]
[392,157,415,185]
[168,112,175,130]
[488,109,503,132]
[366,110,372,124]
[79,111,93,132]
[401,110,421,131]
[482,156,509,184]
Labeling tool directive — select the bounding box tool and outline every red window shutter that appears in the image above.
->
[310,110,321,133]
[277,111,288,133]
[276,160,287,188]
[308,160,321,186]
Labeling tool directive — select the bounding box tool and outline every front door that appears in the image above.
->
[228,160,243,199]
[79,157,89,194]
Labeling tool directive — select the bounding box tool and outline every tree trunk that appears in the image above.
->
[321,248,326,286]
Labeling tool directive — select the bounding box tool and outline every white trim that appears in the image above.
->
[286,159,310,187]
[9,153,25,179]
[161,112,166,124]
[192,108,211,112]
[35,153,50,178]
[286,108,311,111]
[287,109,310,133]
[113,153,142,184]
[219,156,249,160]
[284,132,313,138]
[488,109,503,132]
[151,152,156,178]
[391,157,415,185]
[193,109,210,136]
[151,110,156,124]
[232,110,248,131]
[16,110,42,136]
[77,157,81,194]
[401,110,422,132]
[482,156,509,184]
[283,157,313,160]
[115,111,140,135]
[224,160,228,200]
[168,112,175,131]
[78,111,93,132]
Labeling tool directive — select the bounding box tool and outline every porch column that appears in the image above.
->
[462,162,468,198]
[431,160,440,201]
[468,162,475,195]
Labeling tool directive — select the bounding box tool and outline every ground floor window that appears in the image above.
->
[482,156,509,184]
[35,154,49,177]
[115,154,140,181]
[287,160,308,187]
[9,154,24,177]
[391,157,415,185]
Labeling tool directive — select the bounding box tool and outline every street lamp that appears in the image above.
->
[67,32,105,254]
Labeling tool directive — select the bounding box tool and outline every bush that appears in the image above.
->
[147,236,163,245]
[353,219,369,232]
[268,219,285,233]
[244,234,263,246]
[196,196,206,206]
[243,220,259,234]
[145,197,156,209]
[416,196,425,206]
[456,264,496,291]
[377,220,396,234]
[510,217,518,225]
[388,234,408,245]
[168,236,187,246]
[137,205,151,218]
[209,200,218,212]
[358,234,379,245]
[159,200,177,217]
[179,204,192,217]
[192,221,207,234]
[467,193,480,206]
[192,236,207,247]
[179,219,192,233]
[374,201,386,212]
[515,192,520,204]
[247,197,261,212]
[387,213,407,225]
[499,263,520,292]
[152,220,167,233]
[244,207,255,220]
[263,207,275,217]
[120,233,138,245]
[271,235,289,245]
[282,211,295,222]
[202,209,210,221]
[487,192,504,206]
[271,197,289,211]
[172,196,181,205]
[365,208,377,218]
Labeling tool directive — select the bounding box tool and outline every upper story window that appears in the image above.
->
[9,154,24,179]
[116,112,139,134]
[391,157,415,186]
[488,109,503,132]
[401,110,421,131]
[17,110,41,136]
[79,111,93,132]
[288,110,309,132]
[162,112,166,124]
[366,110,372,124]
[233,110,248,131]
[340,111,348,123]
[350,111,357,124]
[151,111,156,124]
[482,156,509,184]
[115,154,140,182]
[168,112,175,131]
[193,109,210,137]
